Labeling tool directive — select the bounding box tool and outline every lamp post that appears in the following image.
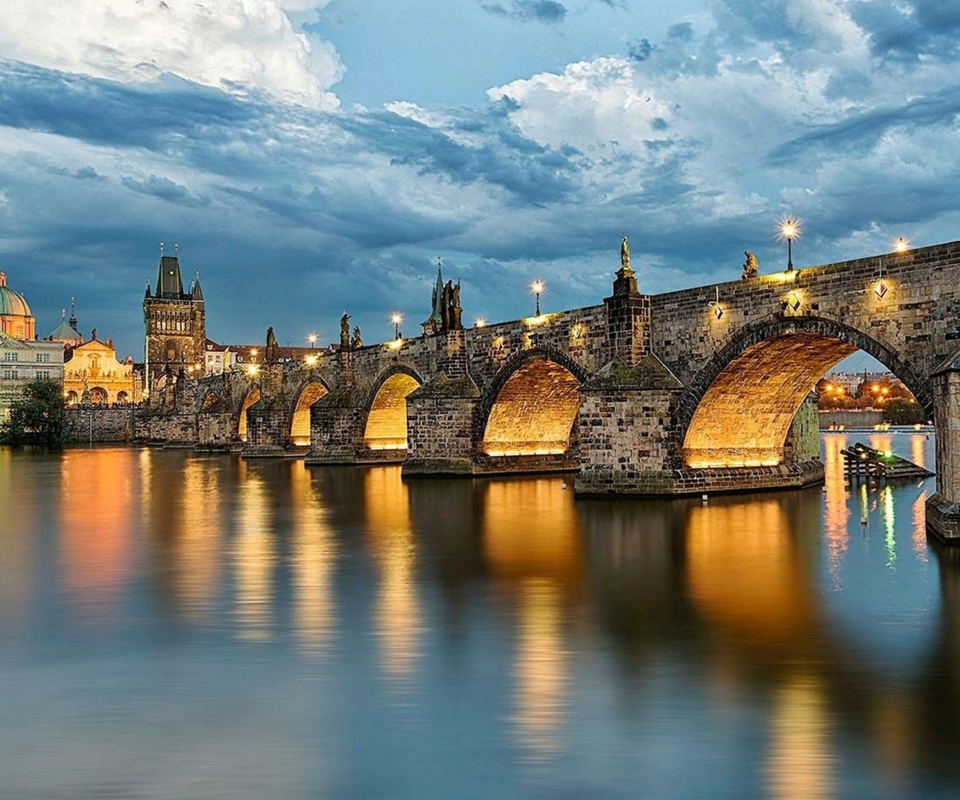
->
[780,219,800,272]
[894,237,909,253]
[391,313,402,340]
[531,280,544,316]
[307,333,317,348]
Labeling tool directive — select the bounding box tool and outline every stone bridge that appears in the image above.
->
[176,239,960,541]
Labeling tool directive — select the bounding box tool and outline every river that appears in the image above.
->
[1,431,958,798]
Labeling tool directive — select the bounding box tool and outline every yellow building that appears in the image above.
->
[64,335,142,405]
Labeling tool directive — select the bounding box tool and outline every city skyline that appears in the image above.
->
[0,0,957,363]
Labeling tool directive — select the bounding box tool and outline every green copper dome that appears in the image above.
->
[0,272,31,317]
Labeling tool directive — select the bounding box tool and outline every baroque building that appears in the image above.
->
[143,249,205,393]
[0,270,36,340]
[63,333,142,405]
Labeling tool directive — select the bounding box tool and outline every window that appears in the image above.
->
[2,352,18,362]
[37,353,50,363]
[36,370,50,379]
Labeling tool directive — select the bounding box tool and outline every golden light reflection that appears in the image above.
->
[59,448,136,619]
[168,458,224,622]
[765,674,834,800]
[912,490,928,563]
[0,448,32,624]
[232,471,275,640]
[511,579,567,762]
[687,499,816,646]
[910,434,926,471]
[482,480,582,587]
[822,434,850,586]
[882,486,897,569]
[291,463,337,654]
[364,467,422,690]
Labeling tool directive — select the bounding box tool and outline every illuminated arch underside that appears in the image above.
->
[482,360,581,456]
[290,382,328,446]
[237,388,261,442]
[683,332,856,468]
[364,373,421,450]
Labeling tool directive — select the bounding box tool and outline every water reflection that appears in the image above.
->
[232,462,275,640]
[290,464,337,655]
[364,467,423,693]
[4,434,960,799]
[58,448,136,623]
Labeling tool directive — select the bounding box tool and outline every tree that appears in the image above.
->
[0,378,72,448]
[882,398,928,425]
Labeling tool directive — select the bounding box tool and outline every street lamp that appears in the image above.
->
[307,333,317,348]
[391,313,402,340]
[779,219,800,271]
[531,280,544,316]
[894,236,909,253]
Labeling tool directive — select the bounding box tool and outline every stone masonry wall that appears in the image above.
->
[66,407,137,443]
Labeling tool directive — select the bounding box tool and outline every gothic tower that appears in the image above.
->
[143,248,206,393]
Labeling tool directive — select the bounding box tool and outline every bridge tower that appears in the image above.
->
[143,246,205,395]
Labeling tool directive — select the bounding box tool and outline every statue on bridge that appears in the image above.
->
[340,313,351,349]
[265,326,281,363]
[742,251,759,280]
[620,235,630,270]
[422,260,463,334]
[351,326,363,349]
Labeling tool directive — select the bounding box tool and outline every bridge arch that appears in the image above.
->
[236,385,261,442]
[477,346,589,457]
[289,378,331,446]
[362,365,424,451]
[679,315,929,469]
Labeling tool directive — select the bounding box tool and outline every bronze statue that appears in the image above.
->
[351,326,363,349]
[620,235,630,270]
[450,282,462,330]
[265,326,281,363]
[340,313,351,349]
[742,251,759,280]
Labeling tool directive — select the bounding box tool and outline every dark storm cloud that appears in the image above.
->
[479,0,567,22]
[852,0,960,61]
[0,61,258,151]
[769,84,960,163]
[121,175,209,207]
[333,107,581,205]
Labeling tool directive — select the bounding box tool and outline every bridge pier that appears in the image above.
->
[403,375,479,476]
[197,409,240,452]
[927,360,960,542]
[303,387,368,464]
[241,364,295,458]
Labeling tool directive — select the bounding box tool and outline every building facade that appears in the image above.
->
[0,333,64,418]
[63,335,142,405]
[143,252,205,393]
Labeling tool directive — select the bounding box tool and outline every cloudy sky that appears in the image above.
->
[1,0,958,361]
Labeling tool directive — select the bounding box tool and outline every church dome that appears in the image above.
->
[0,272,31,317]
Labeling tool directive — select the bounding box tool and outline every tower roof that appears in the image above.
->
[156,255,186,299]
[0,271,32,317]
[47,309,82,343]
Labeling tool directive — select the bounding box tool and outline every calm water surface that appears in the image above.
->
[2,432,959,798]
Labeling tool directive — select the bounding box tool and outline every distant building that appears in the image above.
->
[204,338,237,376]
[63,333,142,405]
[0,333,64,418]
[0,269,65,418]
[46,299,83,349]
[143,249,206,394]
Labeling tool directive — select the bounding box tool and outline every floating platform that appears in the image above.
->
[841,442,934,481]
